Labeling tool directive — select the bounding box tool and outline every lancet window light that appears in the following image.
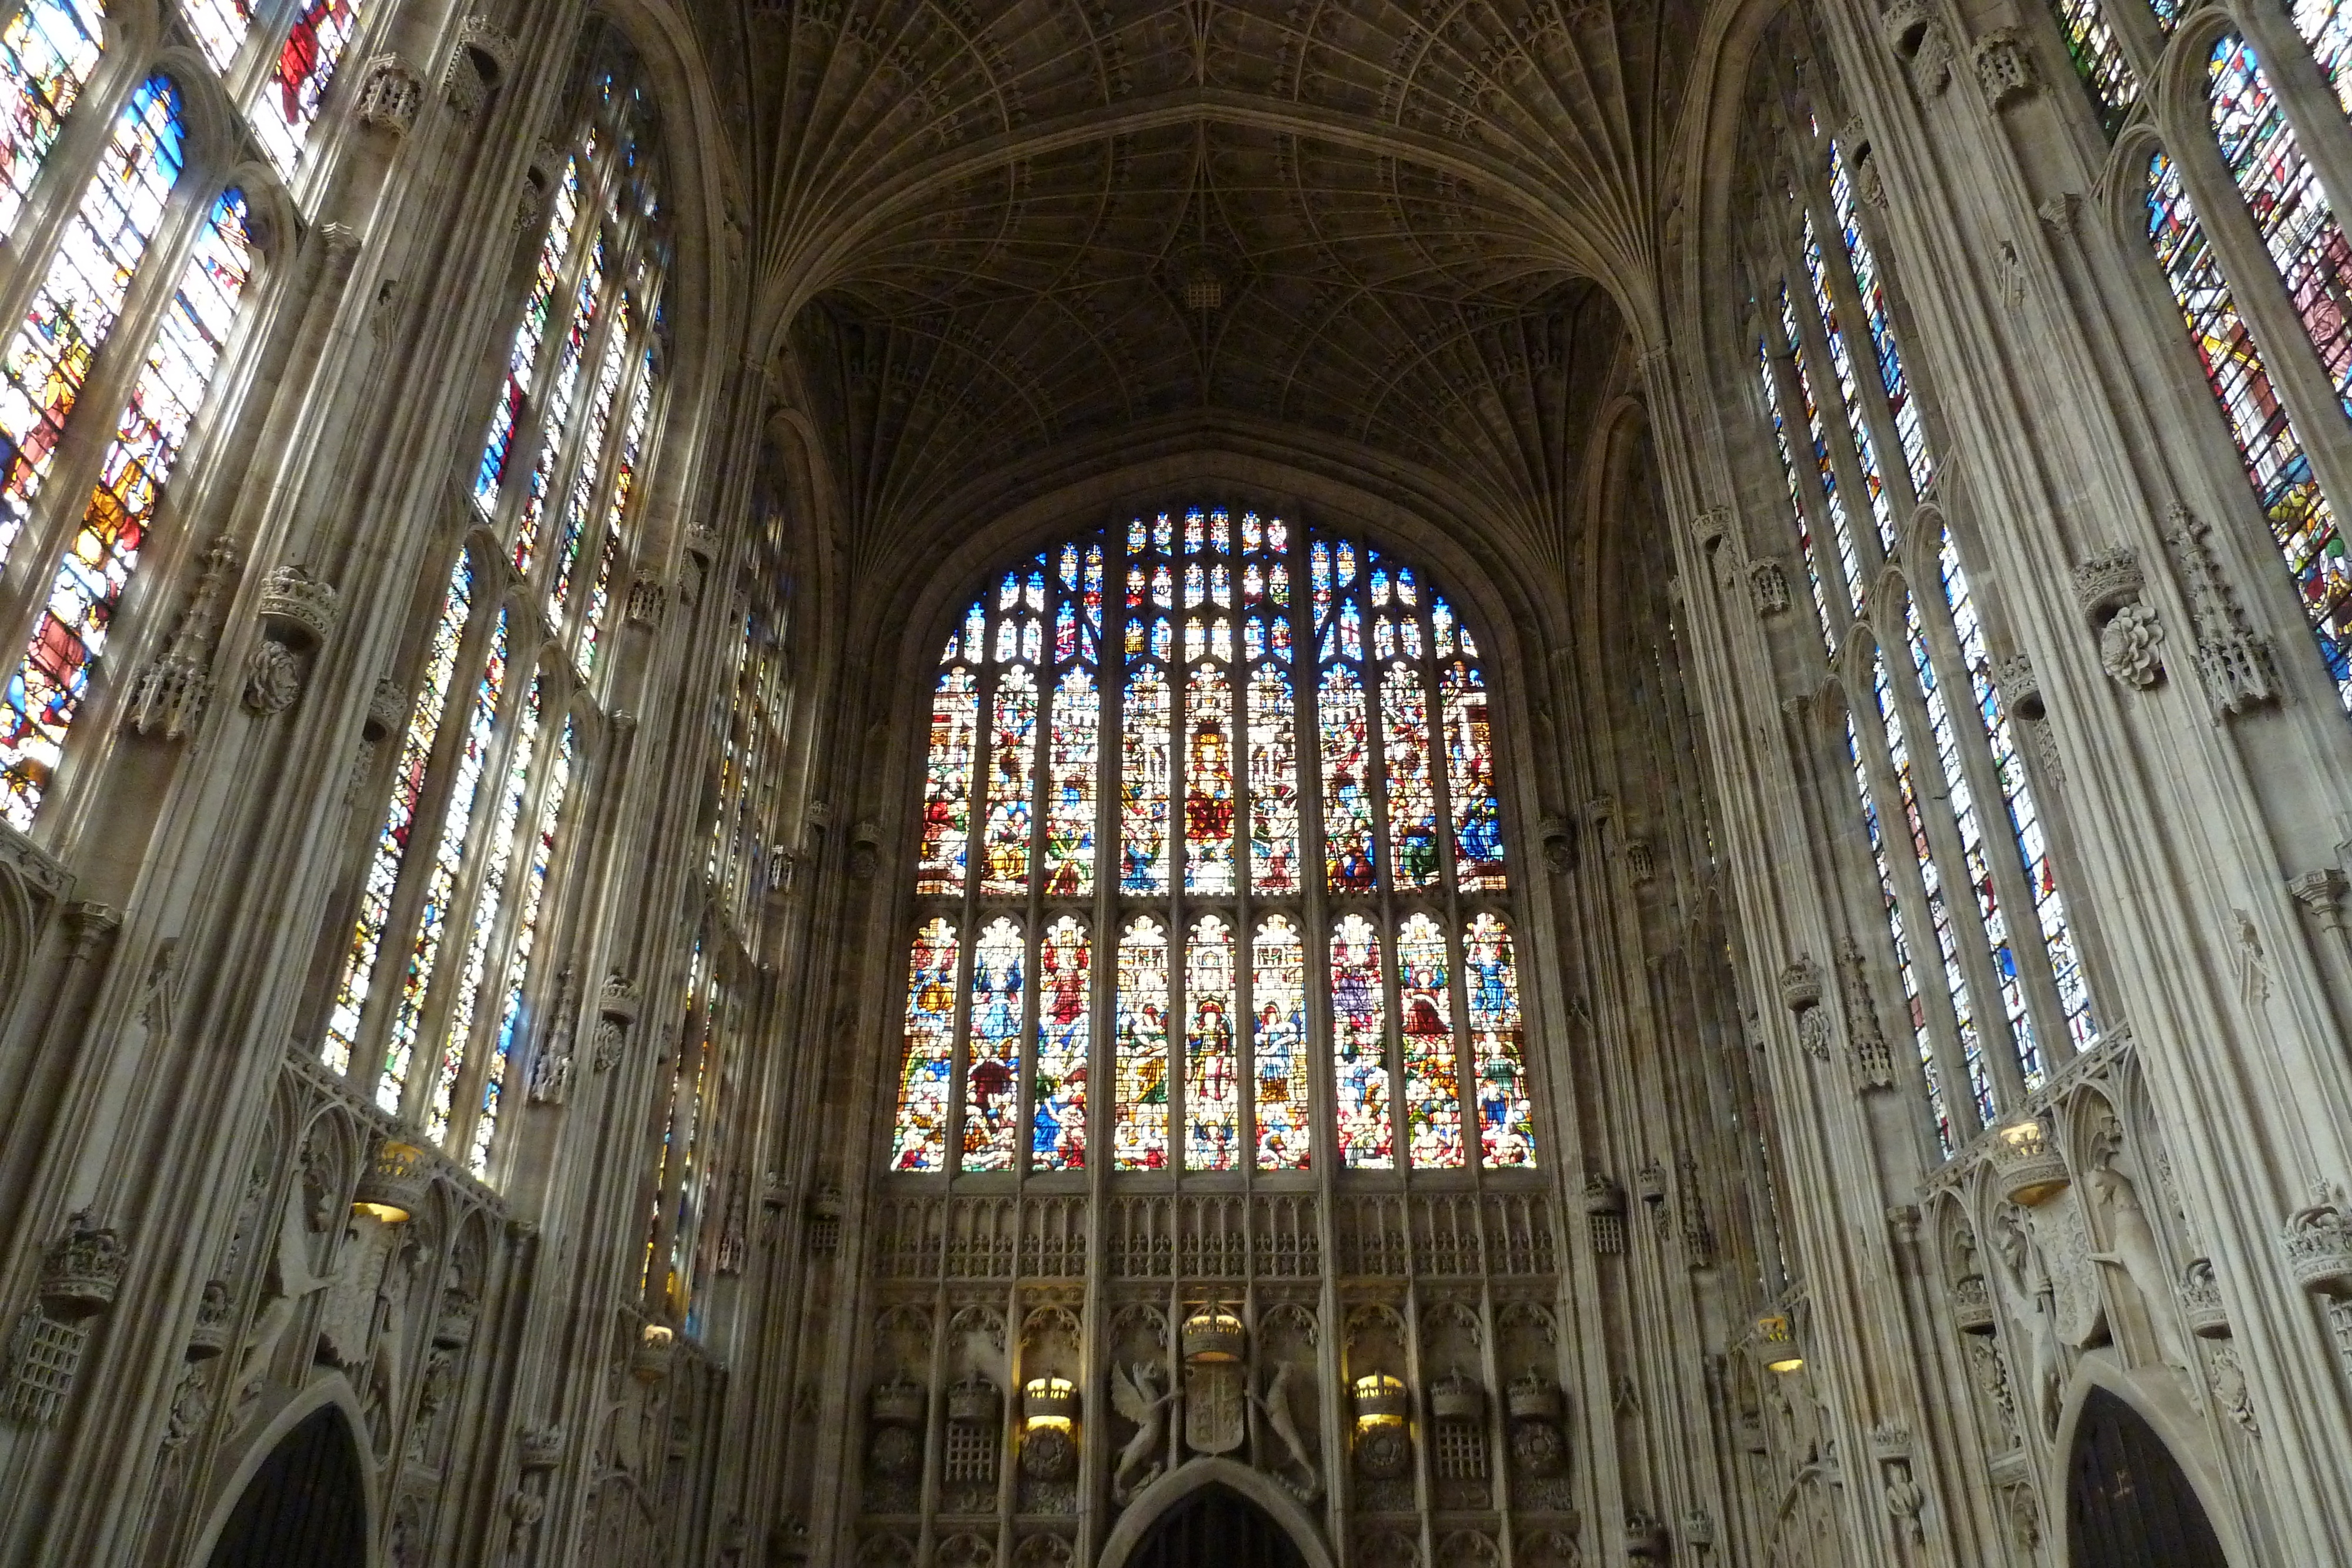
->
[2042,0,2352,708]
[320,46,669,1180]
[0,0,395,830]
[889,508,1536,1178]
[1740,34,2099,1158]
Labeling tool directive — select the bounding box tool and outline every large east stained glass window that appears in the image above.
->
[887,507,1538,1177]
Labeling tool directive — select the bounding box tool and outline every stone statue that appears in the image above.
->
[1109,1361,1175,1501]
[1250,1362,1321,1498]
[236,1178,348,1399]
[2084,1164,2191,1371]
[1992,1206,2064,1437]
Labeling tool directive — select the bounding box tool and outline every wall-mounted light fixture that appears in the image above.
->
[1022,1376,1077,1430]
[1756,1314,1803,1375]
[1993,1117,2070,1206]
[1181,1305,1245,1363]
[352,1140,426,1222]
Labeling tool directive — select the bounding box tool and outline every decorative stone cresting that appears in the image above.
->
[2165,503,2280,717]
[129,534,239,738]
[2281,1181,2352,1295]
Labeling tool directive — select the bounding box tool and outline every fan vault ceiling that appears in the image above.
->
[683,0,1709,579]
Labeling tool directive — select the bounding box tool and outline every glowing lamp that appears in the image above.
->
[1992,1118,2070,1207]
[1756,1314,1803,1375]
[1023,1376,1078,1429]
[352,1140,426,1222]
[1352,1372,1409,1427]
[632,1322,677,1383]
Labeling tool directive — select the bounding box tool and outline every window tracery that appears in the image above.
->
[888,507,1535,1179]
[1739,31,2099,1155]
[320,41,671,1179]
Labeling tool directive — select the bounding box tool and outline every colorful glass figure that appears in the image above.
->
[475,715,573,1175]
[1381,660,1439,888]
[1252,916,1309,1170]
[3,187,250,830]
[0,76,183,575]
[0,0,105,238]
[476,157,579,513]
[1033,917,1089,1171]
[251,0,364,178]
[1319,664,1376,892]
[1847,715,1950,1152]
[1185,916,1240,1169]
[961,917,1024,1172]
[1113,918,1170,1169]
[2148,152,2350,707]
[916,666,978,893]
[1248,664,1300,892]
[981,665,1038,895]
[1043,665,1096,896]
[1759,340,1839,650]
[890,919,959,1171]
[2043,0,2138,131]
[1122,666,1171,894]
[1398,914,1462,1168]
[1442,661,1506,890]
[1826,142,1930,496]
[1464,915,1535,1166]
[1185,664,1235,894]
[1331,913,1392,1168]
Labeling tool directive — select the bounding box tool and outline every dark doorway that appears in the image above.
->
[1128,1484,1307,1568]
[2067,1387,2229,1568]
[205,1404,368,1568]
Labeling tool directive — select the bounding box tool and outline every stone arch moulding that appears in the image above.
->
[2048,1356,2249,1568]
[182,1373,377,1568]
[1094,1459,1337,1568]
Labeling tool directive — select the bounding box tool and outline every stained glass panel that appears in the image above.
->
[1759,340,1839,651]
[1464,915,1535,1166]
[0,0,105,238]
[1826,143,1931,496]
[1800,210,1898,550]
[1846,714,1950,1153]
[3,188,249,830]
[2149,152,2351,707]
[1121,667,1170,894]
[250,0,363,178]
[1398,913,1462,1168]
[981,666,1038,896]
[1185,915,1240,1169]
[961,917,1023,1172]
[1441,660,1506,891]
[1331,914,1391,1168]
[2043,0,2138,131]
[0,76,183,573]
[1184,664,1235,895]
[916,665,978,894]
[2293,0,2352,115]
[1033,917,1088,1171]
[1319,664,1375,892]
[1113,918,1170,1169]
[474,714,573,1175]
[1247,664,1300,892]
[1252,916,1309,1170]
[475,157,579,511]
[890,918,958,1171]
[1043,666,1095,897]
[1381,661,1439,888]
[1778,281,1865,609]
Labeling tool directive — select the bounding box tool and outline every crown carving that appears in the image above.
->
[354,1138,429,1221]
[38,1212,126,1319]
[1181,1305,1245,1363]
[600,972,642,1022]
[871,1375,927,1426]
[1778,958,1823,1013]
[1950,1273,1994,1333]
[2070,546,2144,623]
[257,564,340,649]
[1581,1172,1625,1215]
[2281,1182,2352,1296]
[2181,1258,2229,1337]
[1506,1368,1563,1422]
[518,1423,565,1470]
[1429,1368,1486,1422]
[187,1278,233,1359]
[946,1372,1000,1425]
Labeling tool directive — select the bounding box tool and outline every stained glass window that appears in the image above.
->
[890,507,1534,1179]
[1847,714,1952,1152]
[2149,151,2351,707]
[2043,0,2138,132]
[0,0,105,238]
[1776,282,1866,610]
[249,0,363,179]
[4,183,249,829]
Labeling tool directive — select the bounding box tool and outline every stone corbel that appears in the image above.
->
[2289,868,2349,949]
[592,972,640,1071]
[1779,957,1830,1062]
[443,18,513,118]
[2070,544,2165,690]
[2164,503,2280,718]
[1870,1425,1927,1544]
[245,564,340,716]
[1996,651,2064,787]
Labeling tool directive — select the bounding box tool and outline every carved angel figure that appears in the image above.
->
[1110,1360,1175,1501]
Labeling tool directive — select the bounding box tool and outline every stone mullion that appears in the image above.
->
[1903,540,2078,1075]
[1014,571,1060,1191]
[1170,617,1192,1178]
[1091,541,1118,1184]
[1847,650,1986,1145]
[2147,52,2352,532]
[1294,533,1339,1185]
[1875,611,2033,1117]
